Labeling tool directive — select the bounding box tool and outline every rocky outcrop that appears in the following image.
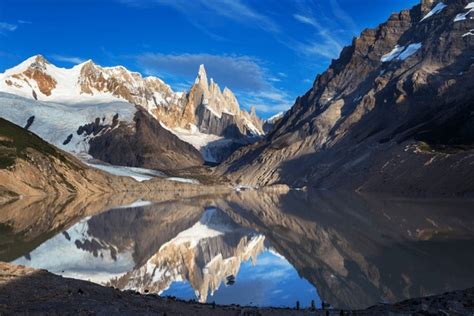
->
[219,0,474,196]
[185,65,264,138]
[87,107,204,170]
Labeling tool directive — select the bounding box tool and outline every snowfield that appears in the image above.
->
[85,161,166,182]
[85,160,199,184]
[160,123,234,163]
[0,92,136,154]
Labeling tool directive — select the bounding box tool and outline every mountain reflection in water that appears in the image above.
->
[1,190,474,309]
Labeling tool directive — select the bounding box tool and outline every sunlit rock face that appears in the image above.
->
[188,65,264,138]
[111,208,266,302]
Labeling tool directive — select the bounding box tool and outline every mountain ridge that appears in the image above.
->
[0,55,263,138]
[0,56,265,165]
[218,0,474,196]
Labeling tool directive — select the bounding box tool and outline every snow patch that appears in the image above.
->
[381,45,406,62]
[113,199,153,209]
[463,29,474,37]
[85,161,165,182]
[166,177,200,184]
[265,112,284,123]
[159,208,232,249]
[454,3,474,22]
[421,2,447,21]
[381,43,422,62]
[398,43,422,60]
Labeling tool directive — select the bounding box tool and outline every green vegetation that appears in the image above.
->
[0,117,76,170]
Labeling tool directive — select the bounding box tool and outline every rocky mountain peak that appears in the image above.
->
[31,54,49,66]
[196,64,209,86]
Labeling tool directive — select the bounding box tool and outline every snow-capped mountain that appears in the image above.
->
[0,55,180,111]
[0,55,265,164]
[0,55,263,138]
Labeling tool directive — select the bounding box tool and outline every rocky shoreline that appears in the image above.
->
[0,262,472,315]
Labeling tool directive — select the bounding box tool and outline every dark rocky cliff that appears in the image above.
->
[88,108,204,171]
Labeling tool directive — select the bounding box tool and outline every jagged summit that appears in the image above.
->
[196,64,208,85]
[0,58,263,138]
[0,57,265,164]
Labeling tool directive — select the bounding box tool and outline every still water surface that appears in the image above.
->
[1,190,473,309]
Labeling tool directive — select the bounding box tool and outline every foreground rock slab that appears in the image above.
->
[0,262,473,315]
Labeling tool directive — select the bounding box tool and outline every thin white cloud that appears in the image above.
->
[329,0,359,35]
[17,20,32,24]
[293,14,343,59]
[293,14,319,28]
[119,0,278,37]
[237,89,293,114]
[50,54,86,64]
[0,22,17,32]
[291,0,358,60]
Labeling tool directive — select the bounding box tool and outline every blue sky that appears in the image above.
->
[0,0,418,118]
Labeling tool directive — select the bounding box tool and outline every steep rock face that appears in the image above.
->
[88,108,203,170]
[220,0,474,195]
[184,65,264,138]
